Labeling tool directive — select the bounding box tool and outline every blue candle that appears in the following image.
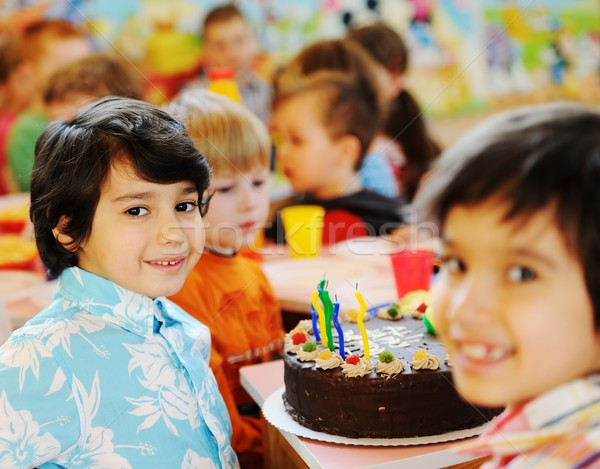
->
[332,301,345,359]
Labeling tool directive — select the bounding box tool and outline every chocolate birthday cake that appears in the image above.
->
[283,293,502,439]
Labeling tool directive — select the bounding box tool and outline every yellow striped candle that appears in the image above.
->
[354,290,370,362]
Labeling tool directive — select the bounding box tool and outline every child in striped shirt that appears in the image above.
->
[417,102,600,468]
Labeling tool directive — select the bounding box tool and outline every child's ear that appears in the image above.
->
[52,216,78,251]
[336,134,362,168]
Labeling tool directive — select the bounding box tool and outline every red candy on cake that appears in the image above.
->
[291,332,307,345]
[345,354,360,365]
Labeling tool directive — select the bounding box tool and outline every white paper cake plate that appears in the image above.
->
[262,386,491,447]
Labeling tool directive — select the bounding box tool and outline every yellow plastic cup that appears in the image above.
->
[280,205,325,258]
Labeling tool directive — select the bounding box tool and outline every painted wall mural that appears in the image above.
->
[2,0,599,115]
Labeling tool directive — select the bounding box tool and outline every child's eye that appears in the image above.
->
[215,185,233,194]
[126,207,149,217]
[252,178,267,188]
[440,256,466,274]
[176,201,198,213]
[507,266,537,283]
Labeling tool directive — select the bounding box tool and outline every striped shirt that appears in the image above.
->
[458,373,600,468]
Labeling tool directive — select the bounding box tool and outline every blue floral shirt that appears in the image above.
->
[0,267,239,469]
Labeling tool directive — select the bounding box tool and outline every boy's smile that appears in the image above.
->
[75,161,204,298]
[433,199,600,409]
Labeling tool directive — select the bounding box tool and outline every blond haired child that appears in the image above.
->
[0,97,238,467]
[270,70,404,247]
[167,89,284,469]
[416,102,600,468]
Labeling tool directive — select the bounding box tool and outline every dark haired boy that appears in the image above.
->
[416,102,600,468]
[0,97,238,468]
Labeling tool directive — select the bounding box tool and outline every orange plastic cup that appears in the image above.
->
[390,250,434,298]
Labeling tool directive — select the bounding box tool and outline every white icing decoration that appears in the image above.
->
[411,355,440,370]
[376,306,403,321]
[375,360,404,376]
[296,348,319,361]
[315,353,344,370]
[341,359,373,377]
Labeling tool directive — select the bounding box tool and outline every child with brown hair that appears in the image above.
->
[416,101,600,467]
[275,38,400,199]
[269,70,405,247]
[0,35,28,194]
[348,23,442,202]
[166,89,284,469]
[187,3,271,123]
[7,19,92,191]
[43,53,142,121]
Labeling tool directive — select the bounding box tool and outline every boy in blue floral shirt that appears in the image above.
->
[0,97,238,468]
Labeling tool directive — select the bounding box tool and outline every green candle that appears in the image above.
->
[318,288,335,352]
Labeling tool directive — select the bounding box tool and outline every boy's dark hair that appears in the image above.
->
[30,96,211,277]
[415,102,600,327]
[275,70,380,168]
[43,53,142,104]
[203,3,245,31]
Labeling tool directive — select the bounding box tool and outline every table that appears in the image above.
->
[261,242,401,332]
[240,360,488,469]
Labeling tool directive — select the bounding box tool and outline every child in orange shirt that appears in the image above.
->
[167,89,284,469]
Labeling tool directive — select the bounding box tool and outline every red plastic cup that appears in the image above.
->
[389,250,434,298]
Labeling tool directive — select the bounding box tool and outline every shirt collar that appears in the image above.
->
[458,373,600,457]
[58,266,174,337]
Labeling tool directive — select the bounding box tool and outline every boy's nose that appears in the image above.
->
[240,180,260,211]
[158,222,186,246]
[446,276,496,327]
[157,212,189,246]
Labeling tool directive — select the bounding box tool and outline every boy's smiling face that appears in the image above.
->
[433,199,600,408]
[75,161,204,298]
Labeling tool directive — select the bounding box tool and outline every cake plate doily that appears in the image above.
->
[262,386,492,447]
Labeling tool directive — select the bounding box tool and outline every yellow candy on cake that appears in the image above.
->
[413,349,429,361]
[399,289,431,318]
[318,350,332,360]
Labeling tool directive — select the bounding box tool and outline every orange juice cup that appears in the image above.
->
[390,250,434,298]
[280,205,325,258]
